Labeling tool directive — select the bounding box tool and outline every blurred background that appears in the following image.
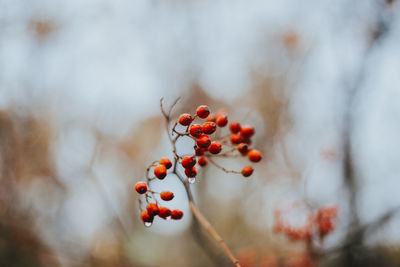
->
[1,0,400,266]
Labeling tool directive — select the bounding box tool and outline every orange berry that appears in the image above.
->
[178,113,193,126]
[229,121,241,133]
[202,122,217,135]
[154,164,167,179]
[189,124,203,138]
[159,157,172,169]
[248,150,262,162]
[146,202,159,216]
[216,114,228,127]
[158,206,171,219]
[134,181,148,194]
[171,209,184,220]
[196,105,210,119]
[240,125,255,138]
[181,156,196,169]
[141,210,154,223]
[196,135,211,148]
[230,133,243,144]
[195,146,205,156]
[160,191,174,201]
[198,156,208,167]
[237,143,249,155]
[208,141,222,154]
[185,166,197,177]
[241,166,253,177]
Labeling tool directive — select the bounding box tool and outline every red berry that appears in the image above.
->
[195,146,205,156]
[208,141,222,154]
[248,150,262,162]
[134,181,148,194]
[185,166,197,177]
[189,124,203,138]
[237,143,249,155]
[202,122,217,135]
[158,206,171,219]
[216,114,228,127]
[178,113,194,126]
[181,156,196,169]
[141,210,154,223]
[229,121,241,133]
[196,105,210,119]
[159,157,172,169]
[146,202,159,216]
[241,166,254,177]
[230,133,243,144]
[198,156,208,167]
[196,135,211,148]
[154,164,167,179]
[240,125,255,138]
[171,209,184,220]
[160,191,174,201]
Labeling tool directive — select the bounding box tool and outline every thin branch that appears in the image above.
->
[207,157,242,175]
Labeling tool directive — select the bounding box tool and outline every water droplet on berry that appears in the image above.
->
[188,178,196,184]
[144,222,152,227]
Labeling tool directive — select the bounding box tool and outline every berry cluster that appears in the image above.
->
[134,158,184,226]
[274,205,338,242]
[134,103,263,227]
[175,105,262,182]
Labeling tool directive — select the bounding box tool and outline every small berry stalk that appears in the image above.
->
[134,98,263,267]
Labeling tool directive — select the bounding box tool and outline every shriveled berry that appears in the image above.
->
[134,181,148,194]
[196,105,210,119]
[185,166,197,177]
[241,166,254,177]
[237,143,249,155]
[159,157,172,169]
[229,121,241,133]
[158,206,171,219]
[240,125,255,138]
[242,137,252,145]
[160,191,174,201]
[181,156,196,169]
[141,210,154,223]
[206,114,217,122]
[216,110,228,117]
[230,133,243,144]
[178,113,194,126]
[216,114,228,127]
[195,146,205,156]
[198,156,208,167]
[171,209,184,220]
[208,141,222,154]
[146,202,159,216]
[196,135,211,148]
[154,164,167,179]
[248,149,262,162]
[202,122,217,135]
[189,124,203,138]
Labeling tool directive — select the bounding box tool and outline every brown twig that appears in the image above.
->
[160,98,241,267]
[207,157,242,175]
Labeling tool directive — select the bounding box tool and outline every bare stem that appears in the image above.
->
[207,157,242,175]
